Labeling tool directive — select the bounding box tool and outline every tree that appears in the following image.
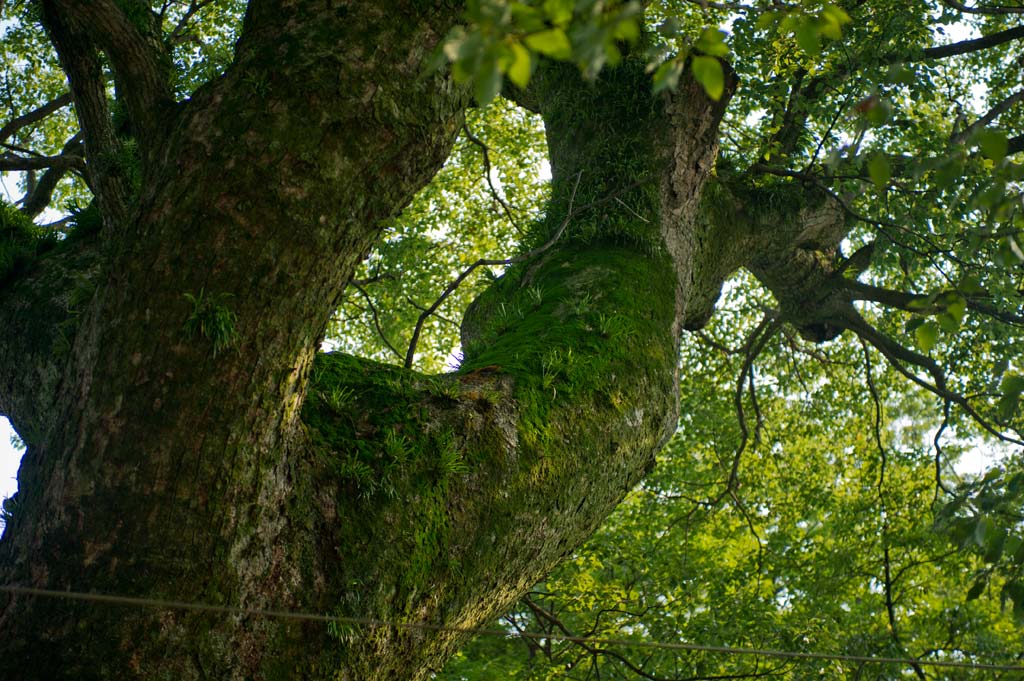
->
[0,1,1022,679]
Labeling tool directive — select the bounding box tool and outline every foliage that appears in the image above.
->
[439,278,1024,678]
[2,0,1024,676]
[0,200,56,284]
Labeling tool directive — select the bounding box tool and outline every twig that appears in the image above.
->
[463,122,525,236]
[404,171,586,368]
[349,281,403,361]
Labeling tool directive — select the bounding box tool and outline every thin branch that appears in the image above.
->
[348,281,403,361]
[952,88,1024,145]
[523,596,781,681]
[405,296,460,329]
[837,309,1024,446]
[166,0,218,45]
[941,0,1024,15]
[406,171,590,368]
[721,315,781,497]
[933,401,955,501]
[0,92,73,145]
[462,122,525,235]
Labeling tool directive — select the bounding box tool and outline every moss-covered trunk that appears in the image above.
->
[0,8,734,677]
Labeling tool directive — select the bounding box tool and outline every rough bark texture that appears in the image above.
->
[0,4,851,679]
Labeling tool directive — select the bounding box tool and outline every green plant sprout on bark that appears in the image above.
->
[183,289,239,357]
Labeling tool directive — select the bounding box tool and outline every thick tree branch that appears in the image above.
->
[920,24,1024,59]
[1009,133,1024,155]
[0,93,73,146]
[0,151,83,173]
[942,0,1024,14]
[46,0,173,140]
[40,0,131,228]
[20,134,86,219]
[845,280,1024,328]
[0,239,102,446]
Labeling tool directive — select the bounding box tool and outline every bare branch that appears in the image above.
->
[724,316,781,495]
[21,133,86,219]
[166,0,218,45]
[941,0,1024,15]
[837,309,1024,446]
[348,281,403,361]
[523,596,782,681]
[952,88,1024,145]
[462,122,525,236]
[921,24,1024,60]
[405,171,587,368]
[0,93,73,146]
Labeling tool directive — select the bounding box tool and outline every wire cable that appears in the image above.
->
[2,584,1023,672]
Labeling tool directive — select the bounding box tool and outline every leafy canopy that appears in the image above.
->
[2,0,1024,676]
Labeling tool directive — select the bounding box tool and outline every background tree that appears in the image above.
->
[0,1,1023,679]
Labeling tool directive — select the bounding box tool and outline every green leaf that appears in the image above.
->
[977,128,1008,163]
[1001,374,1024,398]
[755,11,779,30]
[652,59,684,94]
[613,17,640,42]
[695,28,730,58]
[1002,582,1024,624]
[937,312,959,333]
[974,515,996,547]
[984,528,1006,563]
[524,28,572,59]
[474,60,502,105]
[914,320,939,352]
[795,22,820,56]
[543,0,574,26]
[1005,535,1023,561]
[966,577,987,601]
[504,42,532,88]
[944,294,966,325]
[867,154,890,190]
[959,275,985,295]
[691,56,724,100]
[822,4,852,25]
[865,99,891,126]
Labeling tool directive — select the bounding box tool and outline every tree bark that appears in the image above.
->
[0,5,821,679]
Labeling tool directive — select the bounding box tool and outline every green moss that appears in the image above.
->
[527,59,665,252]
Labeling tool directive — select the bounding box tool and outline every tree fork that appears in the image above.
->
[0,2,759,674]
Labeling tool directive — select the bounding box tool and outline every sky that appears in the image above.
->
[0,418,18,504]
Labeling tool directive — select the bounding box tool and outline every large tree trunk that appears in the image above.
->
[0,5,750,678]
